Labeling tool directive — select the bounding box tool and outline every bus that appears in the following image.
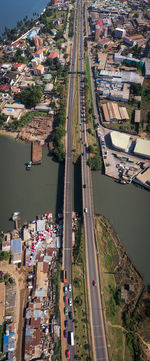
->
[64,270,67,283]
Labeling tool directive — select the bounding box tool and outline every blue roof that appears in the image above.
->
[27,30,37,40]
[4,334,9,345]
[11,238,22,254]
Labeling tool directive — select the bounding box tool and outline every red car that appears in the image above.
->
[64,296,67,304]
[93,280,96,286]
[66,349,70,359]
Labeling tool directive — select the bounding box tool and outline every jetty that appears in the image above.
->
[31,141,42,164]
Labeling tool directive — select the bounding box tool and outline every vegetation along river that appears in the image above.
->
[0,136,150,284]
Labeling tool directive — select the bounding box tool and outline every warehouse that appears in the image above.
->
[111,131,130,151]
[119,107,129,121]
[134,139,150,159]
[101,103,110,121]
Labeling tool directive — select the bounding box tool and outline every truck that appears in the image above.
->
[70,331,74,346]
[64,270,67,283]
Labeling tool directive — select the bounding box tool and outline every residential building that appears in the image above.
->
[33,64,44,75]
[145,59,150,78]
[114,27,126,38]
[34,49,44,61]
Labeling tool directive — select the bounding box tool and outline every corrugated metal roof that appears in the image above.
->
[11,238,22,254]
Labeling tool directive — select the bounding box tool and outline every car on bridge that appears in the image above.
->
[64,307,68,316]
[93,280,96,286]
[66,350,70,359]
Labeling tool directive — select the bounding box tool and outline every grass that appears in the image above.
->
[85,55,93,107]
[72,222,93,360]
[94,215,142,361]
[72,76,81,163]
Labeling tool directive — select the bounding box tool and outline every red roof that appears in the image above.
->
[35,48,43,55]
[0,84,11,92]
[13,63,23,68]
[48,51,59,59]
[96,19,103,26]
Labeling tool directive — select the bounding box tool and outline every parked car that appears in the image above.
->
[69,311,72,320]
[64,330,68,338]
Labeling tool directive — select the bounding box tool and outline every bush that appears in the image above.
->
[88,155,102,171]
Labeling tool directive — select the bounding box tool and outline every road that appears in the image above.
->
[63,0,109,359]
[79,2,109,361]
[63,0,79,359]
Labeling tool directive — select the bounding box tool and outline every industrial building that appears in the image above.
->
[101,102,129,122]
[111,131,130,151]
[99,70,144,84]
[134,138,150,159]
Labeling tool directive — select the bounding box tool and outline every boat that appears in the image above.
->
[12,211,20,221]
[115,178,126,184]
[12,211,20,217]
[26,161,32,170]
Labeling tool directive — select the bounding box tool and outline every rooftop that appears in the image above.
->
[11,238,22,254]
[134,138,150,158]
[111,131,130,151]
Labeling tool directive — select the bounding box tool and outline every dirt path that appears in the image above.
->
[0,262,28,361]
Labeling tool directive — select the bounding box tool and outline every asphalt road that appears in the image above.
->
[79,2,109,361]
[63,0,79,359]
[63,0,109,359]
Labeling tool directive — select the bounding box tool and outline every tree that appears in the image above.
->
[15,86,43,108]
[88,155,102,171]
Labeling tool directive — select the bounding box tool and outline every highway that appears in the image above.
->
[63,0,79,359]
[63,0,109,359]
[79,1,109,361]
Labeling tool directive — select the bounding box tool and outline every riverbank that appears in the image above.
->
[0,130,18,139]
[95,214,150,361]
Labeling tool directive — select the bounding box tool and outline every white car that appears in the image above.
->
[69,298,72,306]
[84,208,87,213]
[69,284,72,292]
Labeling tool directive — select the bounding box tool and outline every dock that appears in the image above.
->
[31,141,42,164]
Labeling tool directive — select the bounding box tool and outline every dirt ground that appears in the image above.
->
[0,261,28,361]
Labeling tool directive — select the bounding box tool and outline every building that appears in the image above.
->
[36,220,45,232]
[2,103,25,120]
[48,51,59,59]
[99,70,143,84]
[119,106,129,121]
[0,283,5,325]
[114,27,126,39]
[44,83,54,93]
[114,53,125,63]
[111,131,130,151]
[145,59,150,78]
[27,29,38,40]
[12,63,26,72]
[34,49,44,61]
[95,24,100,41]
[134,167,150,190]
[2,233,11,252]
[144,39,150,58]
[101,103,110,122]
[11,238,22,264]
[97,53,107,70]
[134,138,150,159]
[134,110,141,123]
[33,64,44,75]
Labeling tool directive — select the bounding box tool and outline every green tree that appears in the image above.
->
[15,86,43,108]
[88,155,102,170]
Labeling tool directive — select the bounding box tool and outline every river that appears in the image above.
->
[0,136,64,230]
[0,136,150,283]
[0,0,50,35]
